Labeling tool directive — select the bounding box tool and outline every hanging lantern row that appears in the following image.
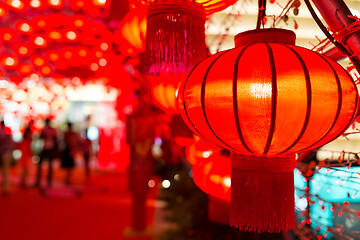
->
[0,2,125,83]
[0,0,109,17]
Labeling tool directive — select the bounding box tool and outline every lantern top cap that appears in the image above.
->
[147,0,206,20]
[235,29,296,47]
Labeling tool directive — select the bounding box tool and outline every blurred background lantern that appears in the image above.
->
[118,8,147,53]
[178,28,359,232]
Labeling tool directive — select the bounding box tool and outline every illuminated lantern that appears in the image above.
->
[0,28,17,43]
[192,149,231,225]
[178,29,359,232]
[33,15,48,30]
[47,0,65,9]
[46,50,60,63]
[6,0,25,12]
[40,64,53,76]
[17,64,34,76]
[14,43,33,57]
[69,14,88,29]
[193,150,231,201]
[48,30,63,41]
[29,0,45,9]
[65,29,79,42]
[150,73,186,115]
[16,20,34,35]
[92,0,109,8]
[31,35,49,48]
[1,55,18,69]
[0,2,9,18]
[31,55,46,68]
[118,9,147,52]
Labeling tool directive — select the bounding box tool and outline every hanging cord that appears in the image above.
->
[256,0,267,29]
[304,0,360,73]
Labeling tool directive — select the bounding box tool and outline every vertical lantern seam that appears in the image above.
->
[201,50,240,152]
[300,54,342,150]
[263,44,277,155]
[278,46,312,154]
[233,45,253,154]
[182,56,211,141]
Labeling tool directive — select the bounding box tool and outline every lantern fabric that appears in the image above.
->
[178,29,359,232]
[118,9,147,52]
[192,150,231,201]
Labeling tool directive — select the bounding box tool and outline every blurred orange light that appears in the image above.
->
[3,32,12,41]
[30,0,41,8]
[95,51,103,58]
[9,0,24,10]
[49,30,62,40]
[33,57,45,66]
[41,65,51,75]
[66,31,77,40]
[37,20,46,28]
[93,0,106,6]
[19,46,28,55]
[64,51,72,59]
[78,49,88,57]
[30,73,40,81]
[5,57,15,66]
[49,52,59,61]
[20,23,31,32]
[18,64,32,74]
[0,4,8,17]
[49,0,61,6]
[74,19,84,28]
[76,1,84,8]
[90,63,99,71]
[100,42,109,51]
[34,36,46,46]
[99,58,107,66]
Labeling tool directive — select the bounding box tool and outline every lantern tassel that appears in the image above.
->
[145,1,207,75]
[230,155,295,233]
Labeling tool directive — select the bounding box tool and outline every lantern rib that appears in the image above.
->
[232,45,254,154]
[181,59,210,141]
[299,54,343,151]
[278,46,312,155]
[201,51,240,152]
[262,44,277,155]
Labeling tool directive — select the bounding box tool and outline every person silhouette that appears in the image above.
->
[0,121,13,196]
[34,118,57,188]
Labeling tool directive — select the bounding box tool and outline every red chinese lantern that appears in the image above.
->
[192,149,231,201]
[178,29,359,232]
[118,8,147,52]
[0,2,9,17]
[150,73,187,115]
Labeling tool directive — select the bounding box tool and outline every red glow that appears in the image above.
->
[7,0,25,11]
[0,2,9,17]
[0,28,16,43]
[32,35,48,48]
[1,55,18,69]
[48,0,65,9]
[16,21,34,34]
[31,55,45,67]
[14,43,33,57]
[93,0,108,7]
[17,64,33,75]
[41,65,53,76]
[30,0,43,9]
[65,30,79,42]
[46,50,60,62]
[48,30,62,41]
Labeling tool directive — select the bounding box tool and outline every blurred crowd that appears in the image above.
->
[0,118,94,196]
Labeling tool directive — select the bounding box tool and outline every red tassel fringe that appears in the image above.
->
[208,196,230,225]
[145,1,207,75]
[230,168,295,232]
